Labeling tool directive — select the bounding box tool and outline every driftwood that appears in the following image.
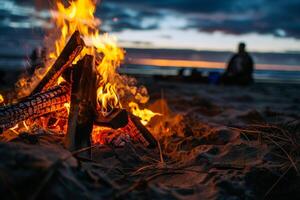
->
[0,84,70,132]
[64,55,97,157]
[31,31,85,95]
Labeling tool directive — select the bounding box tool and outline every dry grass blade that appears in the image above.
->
[264,164,293,199]
[235,122,299,175]
[264,134,299,174]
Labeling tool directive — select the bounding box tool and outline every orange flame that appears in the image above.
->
[9,124,19,135]
[11,0,159,135]
[129,102,161,125]
[0,94,4,104]
[49,0,158,123]
[50,0,125,115]
[64,103,71,114]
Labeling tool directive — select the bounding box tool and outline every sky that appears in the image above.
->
[0,0,300,54]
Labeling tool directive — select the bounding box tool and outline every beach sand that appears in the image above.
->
[0,79,299,199]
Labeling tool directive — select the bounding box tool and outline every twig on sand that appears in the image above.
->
[231,123,300,174]
[157,140,165,165]
[264,164,292,198]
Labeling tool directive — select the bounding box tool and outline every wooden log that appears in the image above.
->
[0,84,70,132]
[64,55,97,158]
[128,113,157,148]
[31,31,85,95]
[94,109,157,148]
[94,108,128,129]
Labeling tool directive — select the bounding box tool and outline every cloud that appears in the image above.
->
[0,0,299,49]
[103,0,300,38]
[181,0,300,38]
[96,2,163,32]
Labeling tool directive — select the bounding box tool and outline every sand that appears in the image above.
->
[0,79,299,199]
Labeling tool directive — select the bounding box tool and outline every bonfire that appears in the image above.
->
[0,0,160,154]
[0,1,299,199]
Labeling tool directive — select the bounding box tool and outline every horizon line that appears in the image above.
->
[127,58,300,72]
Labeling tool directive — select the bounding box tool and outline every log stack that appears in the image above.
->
[0,31,157,154]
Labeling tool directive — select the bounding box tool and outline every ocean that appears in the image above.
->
[121,64,300,84]
[1,55,300,84]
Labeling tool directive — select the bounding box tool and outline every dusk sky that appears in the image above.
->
[0,0,300,53]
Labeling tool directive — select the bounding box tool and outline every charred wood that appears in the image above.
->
[0,84,70,131]
[64,55,97,158]
[31,31,85,95]
[94,108,128,129]
[128,113,157,148]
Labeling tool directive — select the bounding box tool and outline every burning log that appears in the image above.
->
[128,113,157,148]
[94,110,157,148]
[31,31,85,95]
[1,26,158,149]
[64,55,97,157]
[95,108,129,129]
[0,84,70,132]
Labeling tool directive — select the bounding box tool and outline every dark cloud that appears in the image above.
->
[103,0,300,38]
[182,0,300,38]
[95,2,162,32]
[106,0,256,13]
[0,0,299,43]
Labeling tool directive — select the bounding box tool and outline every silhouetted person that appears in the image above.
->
[190,68,203,82]
[222,42,254,85]
[178,68,185,77]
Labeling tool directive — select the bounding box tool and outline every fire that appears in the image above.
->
[9,0,160,138]
[57,76,66,85]
[0,94,4,104]
[64,103,71,114]
[129,102,161,125]
[9,124,19,135]
[49,0,158,122]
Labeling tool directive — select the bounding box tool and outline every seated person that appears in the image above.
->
[222,42,254,85]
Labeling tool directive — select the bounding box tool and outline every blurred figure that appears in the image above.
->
[222,42,254,85]
[178,68,185,77]
[28,46,47,75]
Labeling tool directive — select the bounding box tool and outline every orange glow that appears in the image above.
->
[128,58,300,72]
[0,94,4,104]
[23,121,29,130]
[130,58,223,69]
[57,76,66,85]
[9,124,19,135]
[129,102,161,125]
[64,103,71,114]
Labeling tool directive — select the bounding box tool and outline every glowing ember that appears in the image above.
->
[0,94,4,104]
[64,103,71,114]
[57,76,66,85]
[9,124,19,135]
